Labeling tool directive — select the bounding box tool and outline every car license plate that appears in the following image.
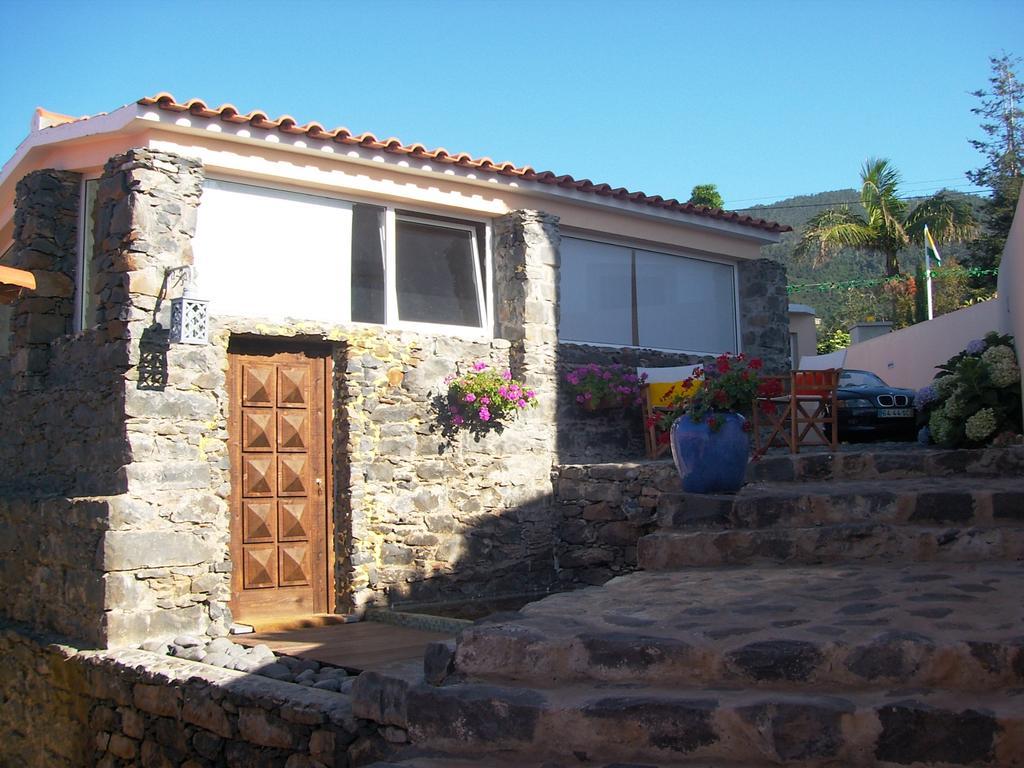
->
[878,408,913,418]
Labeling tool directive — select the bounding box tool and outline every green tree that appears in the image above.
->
[688,183,724,209]
[794,159,975,318]
[966,53,1024,291]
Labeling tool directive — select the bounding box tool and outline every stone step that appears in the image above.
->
[447,564,1024,693]
[638,524,1024,569]
[364,756,759,768]
[746,445,1024,484]
[403,680,1024,767]
[659,477,1024,532]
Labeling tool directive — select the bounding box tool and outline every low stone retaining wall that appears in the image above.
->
[553,461,679,587]
[0,621,383,768]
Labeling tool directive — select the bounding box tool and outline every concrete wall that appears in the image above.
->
[843,300,1008,388]
[789,308,817,366]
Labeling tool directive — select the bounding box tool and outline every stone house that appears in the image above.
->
[0,94,789,648]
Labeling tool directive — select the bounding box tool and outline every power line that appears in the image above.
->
[735,186,988,213]
[724,176,972,206]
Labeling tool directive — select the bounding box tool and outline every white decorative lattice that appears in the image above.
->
[170,296,209,345]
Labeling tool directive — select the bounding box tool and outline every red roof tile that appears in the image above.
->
[137,93,789,234]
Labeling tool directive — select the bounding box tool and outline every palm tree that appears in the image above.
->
[795,158,976,280]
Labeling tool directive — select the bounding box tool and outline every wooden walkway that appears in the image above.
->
[233,620,453,673]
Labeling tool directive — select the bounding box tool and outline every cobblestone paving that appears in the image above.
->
[454,562,1024,691]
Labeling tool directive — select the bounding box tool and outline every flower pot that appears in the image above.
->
[579,396,621,412]
[670,412,749,494]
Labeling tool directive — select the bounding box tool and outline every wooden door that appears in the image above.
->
[228,341,332,623]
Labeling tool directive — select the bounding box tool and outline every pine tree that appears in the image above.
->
[966,53,1024,291]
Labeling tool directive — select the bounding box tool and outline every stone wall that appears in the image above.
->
[0,169,129,498]
[552,461,679,587]
[737,257,790,375]
[0,621,379,768]
[556,343,704,463]
[0,497,108,645]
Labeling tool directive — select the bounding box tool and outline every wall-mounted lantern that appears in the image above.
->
[168,266,209,345]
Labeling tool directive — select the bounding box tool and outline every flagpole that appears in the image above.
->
[925,225,934,321]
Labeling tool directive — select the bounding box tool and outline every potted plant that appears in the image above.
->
[669,353,766,493]
[564,363,646,411]
[445,362,538,439]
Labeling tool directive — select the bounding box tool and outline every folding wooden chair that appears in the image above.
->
[638,364,703,459]
[791,369,839,452]
[752,374,794,453]
[753,369,839,454]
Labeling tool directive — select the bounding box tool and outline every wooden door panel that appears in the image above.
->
[229,343,330,622]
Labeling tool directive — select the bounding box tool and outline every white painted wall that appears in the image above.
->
[191,179,352,325]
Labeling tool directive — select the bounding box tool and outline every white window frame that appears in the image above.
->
[558,232,741,356]
[73,176,100,333]
[200,175,494,339]
[387,212,489,336]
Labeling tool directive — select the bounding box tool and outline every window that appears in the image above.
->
[394,216,484,327]
[559,236,738,354]
[74,179,99,331]
[191,179,490,333]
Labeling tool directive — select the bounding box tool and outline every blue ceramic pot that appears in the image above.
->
[670,412,749,494]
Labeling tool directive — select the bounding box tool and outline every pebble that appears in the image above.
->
[146,636,350,690]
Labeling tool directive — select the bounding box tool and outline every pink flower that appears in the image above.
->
[502,369,513,380]
[464,393,476,402]
[499,386,509,398]
[480,396,490,405]
[576,394,585,403]
[452,415,464,425]
[517,399,527,408]
[479,407,491,421]
[472,361,488,371]
[525,390,536,398]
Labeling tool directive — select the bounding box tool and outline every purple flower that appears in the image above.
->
[499,386,509,398]
[525,389,536,398]
[916,385,938,407]
[517,399,528,408]
[576,394,585,403]
[472,361,488,371]
[452,415,464,425]
[479,407,491,421]
[464,392,476,402]
[966,338,986,355]
[502,369,513,380]
[479,396,490,405]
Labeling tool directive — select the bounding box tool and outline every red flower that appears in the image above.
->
[656,432,670,445]
[715,355,731,374]
[714,389,728,404]
[749,358,764,370]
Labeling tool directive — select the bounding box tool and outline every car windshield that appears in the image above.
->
[840,370,887,388]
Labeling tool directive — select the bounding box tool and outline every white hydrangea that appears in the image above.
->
[929,410,953,445]
[982,345,1020,388]
[943,391,967,419]
[965,408,998,443]
[934,375,958,398]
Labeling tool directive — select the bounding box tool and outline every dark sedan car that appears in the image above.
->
[834,369,917,441]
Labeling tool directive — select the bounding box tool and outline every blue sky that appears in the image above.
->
[1,0,1021,209]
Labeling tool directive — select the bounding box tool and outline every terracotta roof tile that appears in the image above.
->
[137,93,789,234]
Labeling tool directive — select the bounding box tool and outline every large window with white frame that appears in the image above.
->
[559,236,738,354]
[191,179,490,333]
